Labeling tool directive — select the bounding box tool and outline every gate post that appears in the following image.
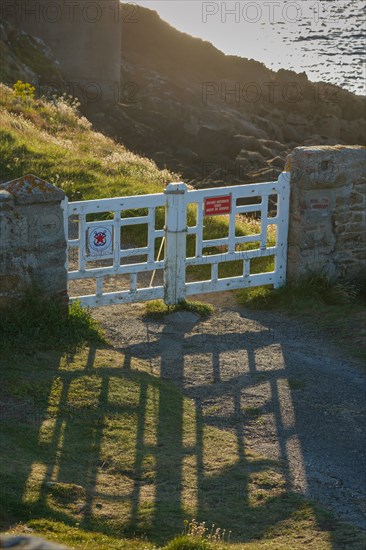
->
[0,174,68,308]
[164,183,188,305]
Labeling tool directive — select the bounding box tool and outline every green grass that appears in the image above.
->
[237,276,364,310]
[237,275,366,362]
[0,291,365,549]
[145,300,214,319]
[1,326,365,549]
[0,288,105,353]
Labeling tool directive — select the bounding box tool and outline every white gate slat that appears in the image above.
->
[186,271,276,296]
[113,211,121,269]
[68,193,165,215]
[68,260,165,280]
[186,246,278,266]
[147,207,155,263]
[78,214,87,272]
[185,181,279,203]
[120,216,149,226]
[72,286,165,308]
[228,198,236,253]
[273,172,291,288]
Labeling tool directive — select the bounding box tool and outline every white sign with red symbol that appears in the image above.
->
[88,225,113,257]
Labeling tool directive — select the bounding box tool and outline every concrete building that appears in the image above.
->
[2,0,122,102]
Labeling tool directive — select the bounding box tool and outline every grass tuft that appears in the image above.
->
[164,535,210,549]
[236,275,364,311]
[145,300,214,319]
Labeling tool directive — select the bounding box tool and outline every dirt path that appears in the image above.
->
[91,292,366,530]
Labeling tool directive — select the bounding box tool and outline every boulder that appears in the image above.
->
[237,150,267,168]
[0,535,70,549]
[248,166,283,182]
[317,114,341,140]
[282,124,302,143]
[268,156,286,170]
[195,126,232,156]
[258,145,276,159]
[225,135,258,159]
[257,139,288,152]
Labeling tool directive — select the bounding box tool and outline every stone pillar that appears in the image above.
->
[0,174,68,308]
[287,146,366,281]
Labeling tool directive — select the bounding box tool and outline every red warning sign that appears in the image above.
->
[204,195,232,216]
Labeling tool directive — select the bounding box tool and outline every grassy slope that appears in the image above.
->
[0,84,176,199]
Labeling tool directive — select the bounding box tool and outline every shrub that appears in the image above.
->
[13,80,36,100]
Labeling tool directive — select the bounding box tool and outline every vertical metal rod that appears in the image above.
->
[149,236,165,288]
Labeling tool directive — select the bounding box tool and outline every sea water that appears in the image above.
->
[134,0,366,96]
[265,0,366,96]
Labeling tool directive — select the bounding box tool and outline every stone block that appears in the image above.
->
[290,146,366,190]
[0,175,68,305]
[287,146,366,281]
[1,174,65,205]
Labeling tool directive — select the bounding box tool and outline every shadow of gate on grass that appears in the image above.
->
[1,312,358,548]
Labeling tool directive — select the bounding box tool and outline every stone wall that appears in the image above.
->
[287,146,366,281]
[0,174,67,307]
[2,0,122,102]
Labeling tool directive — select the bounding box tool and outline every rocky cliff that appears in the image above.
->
[85,4,365,186]
[0,18,63,86]
[2,3,365,188]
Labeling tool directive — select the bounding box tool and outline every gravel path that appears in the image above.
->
[92,293,366,530]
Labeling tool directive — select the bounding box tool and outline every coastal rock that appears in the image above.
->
[3,3,364,188]
[317,114,341,140]
[225,135,258,159]
[248,166,283,182]
[195,126,232,156]
[237,150,267,168]
[268,156,286,170]
[77,6,366,184]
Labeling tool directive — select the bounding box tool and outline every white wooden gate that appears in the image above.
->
[65,172,290,307]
